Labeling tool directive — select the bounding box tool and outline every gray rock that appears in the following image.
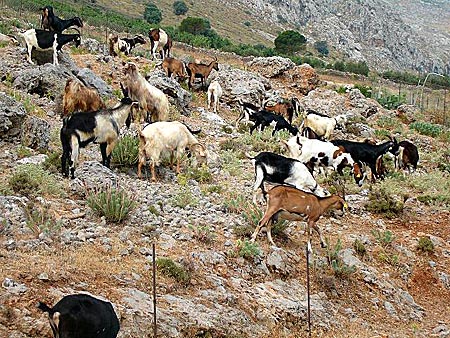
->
[16,154,48,165]
[247,56,295,78]
[383,301,398,319]
[0,92,27,141]
[81,38,106,54]
[75,68,112,97]
[2,278,28,294]
[20,116,51,151]
[266,248,292,275]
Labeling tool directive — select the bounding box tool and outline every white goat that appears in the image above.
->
[123,62,169,123]
[207,80,223,113]
[300,112,345,140]
[138,121,208,181]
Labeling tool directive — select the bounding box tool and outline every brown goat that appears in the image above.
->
[263,98,299,124]
[109,35,118,56]
[186,58,219,89]
[162,57,187,81]
[62,78,106,117]
[251,185,347,247]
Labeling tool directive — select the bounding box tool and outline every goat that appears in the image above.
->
[148,28,172,59]
[300,112,345,141]
[207,80,223,113]
[161,57,187,81]
[20,28,81,66]
[235,100,260,128]
[40,6,83,33]
[301,126,324,140]
[37,294,120,338]
[389,139,419,173]
[282,135,365,186]
[118,35,146,55]
[62,78,106,117]
[138,121,207,181]
[186,58,219,89]
[249,110,298,137]
[250,151,330,204]
[263,97,300,124]
[251,185,347,247]
[123,62,169,123]
[109,35,119,56]
[60,93,139,179]
[331,138,396,182]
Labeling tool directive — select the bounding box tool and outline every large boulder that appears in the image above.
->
[289,63,322,95]
[209,65,271,107]
[247,56,295,78]
[81,38,106,55]
[145,69,192,115]
[0,92,27,141]
[20,116,51,152]
[75,68,113,97]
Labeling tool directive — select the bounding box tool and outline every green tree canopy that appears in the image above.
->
[173,0,188,15]
[179,17,212,36]
[274,30,307,54]
[144,3,162,24]
[314,40,329,56]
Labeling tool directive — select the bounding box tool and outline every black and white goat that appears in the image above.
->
[249,151,330,204]
[235,100,260,128]
[60,91,139,179]
[40,6,83,33]
[20,28,81,65]
[331,138,396,182]
[37,294,120,338]
[250,110,299,136]
[118,35,146,55]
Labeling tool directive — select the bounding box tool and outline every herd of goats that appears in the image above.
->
[11,5,423,338]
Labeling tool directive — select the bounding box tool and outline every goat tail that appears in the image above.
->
[36,301,53,314]
[244,152,254,160]
[183,123,201,135]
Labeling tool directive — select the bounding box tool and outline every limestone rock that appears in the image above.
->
[0,92,27,141]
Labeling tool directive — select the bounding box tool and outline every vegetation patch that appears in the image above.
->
[365,187,404,218]
[410,121,444,137]
[417,236,434,253]
[86,186,136,223]
[156,257,191,285]
[112,135,139,167]
[24,200,62,237]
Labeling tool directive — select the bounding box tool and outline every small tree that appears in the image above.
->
[179,16,211,36]
[314,40,329,56]
[274,30,306,54]
[173,0,188,15]
[144,2,162,24]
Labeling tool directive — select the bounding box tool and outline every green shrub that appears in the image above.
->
[86,186,136,223]
[325,238,356,278]
[378,252,399,266]
[336,86,347,94]
[156,257,191,284]
[43,151,62,174]
[354,84,372,98]
[221,150,242,176]
[186,164,213,184]
[274,30,306,54]
[171,187,198,208]
[173,0,188,15]
[16,145,32,159]
[371,229,394,248]
[223,193,247,213]
[24,201,62,237]
[9,164,64,197]
[376,93,406,110]
[365,188,404,218]
[188,224,215,244]
[236,239,261,259]
[243,21,251,27]
[417,236,434,253]
[112,135,139,167]
[353,239,367,257]
[144,3,162,24]
[314,40,329,56]
[179,17,212,36]
[410,121,443,137]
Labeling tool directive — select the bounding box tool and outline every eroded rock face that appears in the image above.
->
[247,56,295,78]
[0,92,27,142]
[289,63,322,95]
[20,116,50,152]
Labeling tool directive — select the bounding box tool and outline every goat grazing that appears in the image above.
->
[263,97,300,124]
[37,294,120,338]
[301,126,324,140]
[123,62,169,123]
[250,151,330,204]
[331,138,396,182]
[389,139,419,173]
[283,135,365,186]
[60,94,139,179]
[186,58,219,89]
[207,80,223,113]
[40,6,83,33]
[20,28,81,65]
[62,78,106,116]
[118,35,146,55]
[149,28,172,59]
[161,57,187,81]
[138,121,207,181]
[300,112,345,140]
[251,185,347,247]
[235,100,260,128]
[249,110,298,136]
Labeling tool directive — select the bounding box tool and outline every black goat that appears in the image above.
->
[61,93,139,179]
[20,29,81,65]
[331,138,396,182]
[37,294,120,338]
[235,100,260,127]
[118,35,146,55]
[249,110,299,136]
[40,6,83,33]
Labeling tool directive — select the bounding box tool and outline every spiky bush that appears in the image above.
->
[86,186,136,223]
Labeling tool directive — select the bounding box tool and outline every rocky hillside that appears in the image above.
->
[1,21,450,338]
